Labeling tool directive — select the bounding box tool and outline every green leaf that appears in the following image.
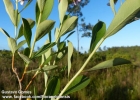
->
[44,72,48,88]
[110,0,116,15]
[44,56,52,65]
[23,47,30,57]
[35,1,40,24]
[46,77,60,96]
[63,31,75,41]
[22,18,32,47]
[84,58,131,72]
[105,0,140,38]
[3,0,16,26]
[37,0,46,12]
[90,21,106,53]
[34,42,56,57]
[55,28,59,42]
[57,42,66,51]
[40,0,54,22]
[60,16,78,37]
[17,19,35,39]
[35,20,55,41]
[68,41,73,77]
[64,75,90,95]
[18,52,31,64]
[34,87,37,100]
[58,0,68,23]
[16,40,26,50]
[0,28,10,37]
[15,10,21,27]
[7,37,17,54]
[42,65,58,71]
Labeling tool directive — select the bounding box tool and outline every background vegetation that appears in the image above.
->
[0,46,140,100]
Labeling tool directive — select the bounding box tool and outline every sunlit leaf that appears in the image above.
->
[3,0,16,25]
[90,21,106,53]
[68,41,73,77]
[18,52,31,64]
[0,28,10,37]
[105,0,140,38]
[58,0,68,23]
[84,58,131,72]
[7,37,17,54]
[16,40,26,50]
[42,65,58,71]
[35,20,55,41]
[37,0,46,12]
[34,42,56,57]
[60,16,78,37]
[40,0,54,22]
[64,75,90,95]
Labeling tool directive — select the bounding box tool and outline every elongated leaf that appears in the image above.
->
[110,0,116,15]
[105,0,140,38]
[44,56,52,65]
[60,16,78,37]
[16,40,26,50]
[0,28,10,37]
[34,87,37,100]
[15,10,21,27]
[35,20,55,41]
[44,47,51,60]
[35,1,40,24]
[3,0,15,25]
[42,65,58,71]
[64,75,90,95]
[63,31,75,41]
[37,0,46,12]
[46,77,60,96]
[7,37,17,54]
[22,18,32,47]
[40,0,54,22]
[57,42,66,50]
[18,52,31,64]
[58,0,68,23]
[68,41,73,77]
[44,72,48,88]
[55,28,59,42]
[34,42,56,57]
[84,58,131,72]
[90,21,106,53]
[17,19,35,39]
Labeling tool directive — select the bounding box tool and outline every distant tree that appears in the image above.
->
[79,18,93,38]
[67,0,90,54]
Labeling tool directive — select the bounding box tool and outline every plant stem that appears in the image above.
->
[12,54,22,100]
[29,12,42,58]
[56,38,105,100]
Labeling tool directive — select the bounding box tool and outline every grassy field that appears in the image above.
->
[0,46,140,100]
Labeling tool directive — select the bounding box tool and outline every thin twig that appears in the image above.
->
[12,54,22,100]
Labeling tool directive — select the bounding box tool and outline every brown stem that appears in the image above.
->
[24,71,38,91]
[25,65,43,90]
[20,66,28,82]
[12,54,22,100]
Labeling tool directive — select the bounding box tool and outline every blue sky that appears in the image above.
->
[0,0,140,52]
